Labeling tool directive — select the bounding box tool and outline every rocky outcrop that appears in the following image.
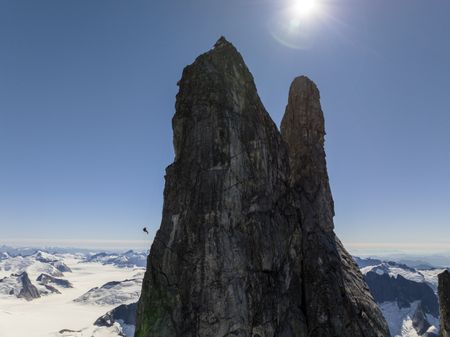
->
[17,272,40,301]
[52,261,72,273]
[44,284,61,294]
[37,273,73,288]
[439,270,450,337]
[135,37,389,337]
[0,271,42,300]
[95,302,137,327]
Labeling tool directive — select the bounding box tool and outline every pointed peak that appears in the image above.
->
[209,36,243,63]
[214,36,232,48]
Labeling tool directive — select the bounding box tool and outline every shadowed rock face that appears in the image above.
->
[364,272,439,316]
[281,77,333,233]
[95,302,137,327]
[413,302,438,337]
[439,270,450,337]
[135,37,389,337]
[280,76,389,337]
[36,273,73,288]
[17,272,40,301]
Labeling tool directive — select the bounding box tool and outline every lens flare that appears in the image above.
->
[292,0,317,18]
[269,0,325,49]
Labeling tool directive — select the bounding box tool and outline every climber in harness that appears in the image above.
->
[142,227,151,255]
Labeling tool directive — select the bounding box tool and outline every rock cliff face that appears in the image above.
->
[439,270,450,337]
[135,37,389,337]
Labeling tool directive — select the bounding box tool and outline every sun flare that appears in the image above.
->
[292,0,318,18]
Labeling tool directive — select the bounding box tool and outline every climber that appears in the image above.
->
[143,227,149,235]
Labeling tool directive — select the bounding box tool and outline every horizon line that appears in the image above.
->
[1,238,450,254]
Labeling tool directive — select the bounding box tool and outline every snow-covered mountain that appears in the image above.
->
[0,252,10,260]
[37,273,73,288]
[84,250,147,268]
[356,257,448,337]
[0,248,146,304]
[34,250,73,272]
[0,247,145,337]
[0,253,64,279]
[0,271,42,300]
[74,272,143,306]
[0,250,75,301]
[94,302,137,337]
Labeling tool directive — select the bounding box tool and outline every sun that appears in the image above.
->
[270,0,326,48]
[292,0,318,18]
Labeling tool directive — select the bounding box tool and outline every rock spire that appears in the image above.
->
[135,37,389,337]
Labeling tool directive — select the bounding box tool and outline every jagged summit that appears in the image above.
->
[173,37,270,163]
[135,38,389,337]
[214,36,232,48]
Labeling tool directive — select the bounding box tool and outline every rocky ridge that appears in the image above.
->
[74,277,142,306]
[36,273,73,288]
[135,37,389,337]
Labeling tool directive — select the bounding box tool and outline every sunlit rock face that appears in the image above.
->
[135,37,389,337]
[439,270,450,337]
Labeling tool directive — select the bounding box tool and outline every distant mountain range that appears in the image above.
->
[0,250,72,300]
[84,250,147,268]
[2,245,449,337]
[0,247,147,337]
[354,257,449,337]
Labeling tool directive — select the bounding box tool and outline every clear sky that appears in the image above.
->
[0,0,449,252]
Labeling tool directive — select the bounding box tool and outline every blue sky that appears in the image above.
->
[0,0,449,252]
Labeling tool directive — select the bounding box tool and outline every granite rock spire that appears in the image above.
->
[281,76,389,337]
[135,37,389,337]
